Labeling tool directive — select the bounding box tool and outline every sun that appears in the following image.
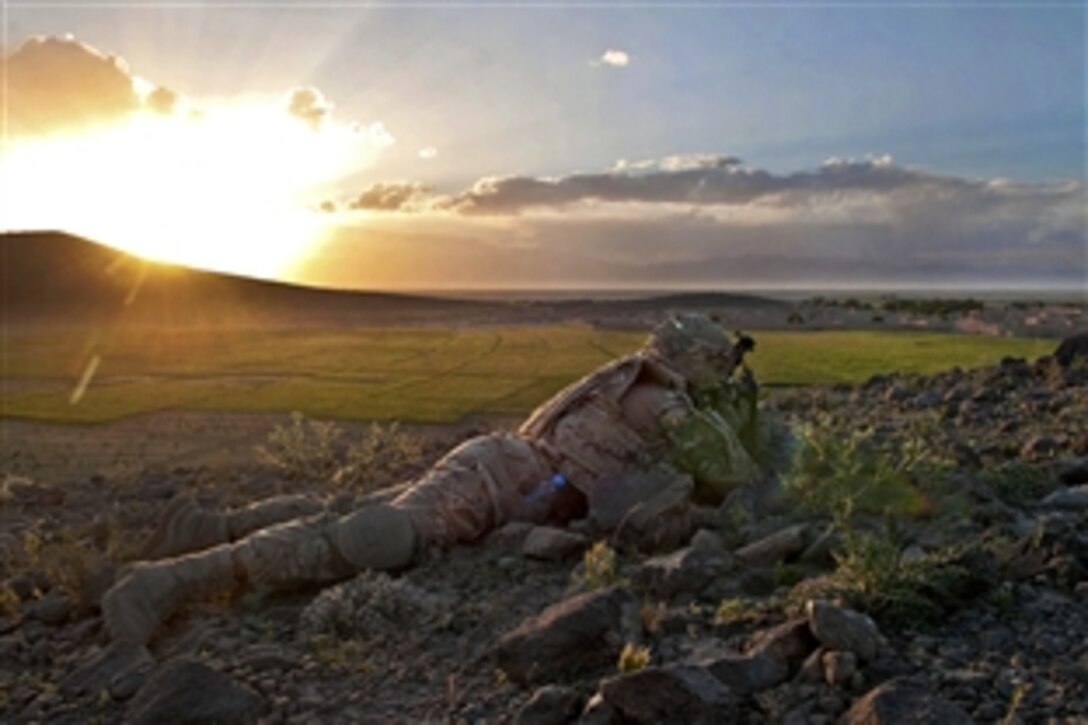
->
[0,99,371,279]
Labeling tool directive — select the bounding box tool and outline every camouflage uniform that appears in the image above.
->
[103,313,766,644]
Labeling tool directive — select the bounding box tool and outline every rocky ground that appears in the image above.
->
[1,336,1086,724]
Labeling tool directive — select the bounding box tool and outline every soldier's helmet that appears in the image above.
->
[644,313,737,381]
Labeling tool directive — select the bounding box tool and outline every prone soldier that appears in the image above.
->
[103,313,774,644]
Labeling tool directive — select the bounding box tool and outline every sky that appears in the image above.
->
[0,1,1084,291]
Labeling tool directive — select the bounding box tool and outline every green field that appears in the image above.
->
[0,326,1056,423]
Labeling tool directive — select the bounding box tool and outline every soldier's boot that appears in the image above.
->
[103,505,417,645]
[102,545,239,645]
[141,494,324,560]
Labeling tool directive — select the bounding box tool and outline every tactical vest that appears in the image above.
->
[520,353,688,496]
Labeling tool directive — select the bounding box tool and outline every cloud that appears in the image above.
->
[145,86,179,115]
[599,49,630,67]
[347,181,430,211]
[439,153,1072,217]
[286,87,333,130]
[311,154,1084,289]
[418,146,438,160]
[360,121,395,148]
[1,35,145,135]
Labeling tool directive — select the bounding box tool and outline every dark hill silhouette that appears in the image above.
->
[1,231,787,330]
[0,231,500,328]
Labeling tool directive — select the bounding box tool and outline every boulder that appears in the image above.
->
[1054,332,1088,367]
[1041,484,1088,511]
[599,664,736,724]
[23,591,71,625]
[126,658,268,725]
[495,586,636,685]
[806,600,881,661]
[514,685,581,725]
[61,640,154,697]
[695,619,816,694]
[845,677,972,724]
[637,545,733,598]
[522,526,588,561]
[612,475,695,552]
[822,650,858,687]
[735,524,808,567]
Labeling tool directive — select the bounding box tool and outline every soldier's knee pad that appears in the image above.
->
[333,505,417,572]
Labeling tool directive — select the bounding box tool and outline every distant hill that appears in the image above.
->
[0,231,788,330]
[0,231,500,329]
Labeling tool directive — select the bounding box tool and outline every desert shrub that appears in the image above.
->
[332,421,423,493]
[257,413,422,490]
[617,642,651,673]
[784,422,951,520]
[798,525,995,628]
[299,570,445,640]
[573,541,622,591]
[256,411,343,481]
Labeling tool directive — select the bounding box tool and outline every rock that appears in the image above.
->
[599,664,736,724]
[579,692,616,725]
[521,526,588,561]
[1054,332,1088,367]
[236,644,298,673]
[696,646,787,694]
[696,619,816,694]
[845,677,972,724]
[822,650,858,687]
[800,526,841,565]
[61,640,154,696]
[1021,435,1060,460]
[127,658,268,725]
[495,586,636,685]
[690,528,724,552]
[23,591,71,625]
[486,521,535,548]
[637,545,733,598]
[1059,458,1088,486]
[735,523,808,567]
[1,476,65,505]
[1041,484,1088,511]
[514,685,581,725]
[806,600,880,661]
[613,475,695,552]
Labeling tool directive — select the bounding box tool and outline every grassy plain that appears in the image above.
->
[0,325,1056,424]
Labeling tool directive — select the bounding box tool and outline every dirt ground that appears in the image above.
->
[0,411,517,489]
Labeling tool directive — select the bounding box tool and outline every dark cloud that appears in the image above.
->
[286,87,332,130]
[344,182,430,211]
[308,154,1084,289]
[442,154,981,215]
[0,35,184,135]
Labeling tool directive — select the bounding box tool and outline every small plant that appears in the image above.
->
[332,421,423,493]
[773,561,805,588]
[713,597,773,626]
[0,585,19,618]
[978,461,1054,504]
[1003,682,1032,725]
[800,523,996,628]
[640,601,667,633]
[256,411,344,481]
[573,541,621,590]
[784,422,948,520]
[617,642,651,673]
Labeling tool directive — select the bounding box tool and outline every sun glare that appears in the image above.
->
[1,100,372,278]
